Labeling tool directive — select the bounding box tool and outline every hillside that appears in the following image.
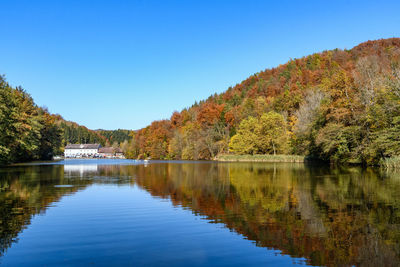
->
[56,118,108,146]
[0,76,130,164]
[96,129,132,145]
[0,77,62,164]
[2,38,400,165]
[125,38,400,164]
[56,121,132,147]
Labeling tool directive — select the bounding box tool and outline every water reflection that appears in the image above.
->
[64,164,98,175]
[0,161,399,266]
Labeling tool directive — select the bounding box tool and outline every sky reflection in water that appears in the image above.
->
[0,160,399,266]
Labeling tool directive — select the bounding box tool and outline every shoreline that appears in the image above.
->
[5,156,400,169]
[214,154,306,163]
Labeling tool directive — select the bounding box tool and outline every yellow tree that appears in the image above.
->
[256,112,288,155]
[229,116,258,154]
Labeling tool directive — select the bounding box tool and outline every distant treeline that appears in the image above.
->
[0,76,131,165]
[123,38,400,165]
[59,122,132,147]
[96,129,132,145]
[59,120,108,146]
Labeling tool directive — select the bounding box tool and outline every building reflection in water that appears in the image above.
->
[64,164,98,176]
[1,162,400,266]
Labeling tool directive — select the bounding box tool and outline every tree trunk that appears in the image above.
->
[272,142,276,155]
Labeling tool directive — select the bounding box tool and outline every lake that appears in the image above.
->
[0,159,399,266]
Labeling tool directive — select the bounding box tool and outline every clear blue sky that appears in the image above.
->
[1,0,399,130]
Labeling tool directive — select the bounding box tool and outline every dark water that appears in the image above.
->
[0,160,400,266]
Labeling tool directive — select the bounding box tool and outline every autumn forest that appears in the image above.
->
[2,38,400,166]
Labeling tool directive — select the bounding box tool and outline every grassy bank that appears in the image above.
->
[215,154,305,163]
[381,157,400,169]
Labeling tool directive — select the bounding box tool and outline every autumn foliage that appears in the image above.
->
[124,38,400,164]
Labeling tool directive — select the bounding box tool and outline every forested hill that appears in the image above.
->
[2,38,400,165]
[125,38,400,164]
[96,129,132,145]
[0,76,131,164]
[57,122,132,147]
[56,118,107,146]
[0,76,62,164]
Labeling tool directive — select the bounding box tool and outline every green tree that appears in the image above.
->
[256,112,288,155]
[229,116,258,154]
[37,109,62,159]
[229,112,288,155]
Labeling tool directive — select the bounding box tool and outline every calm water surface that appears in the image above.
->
[0,160,399,266]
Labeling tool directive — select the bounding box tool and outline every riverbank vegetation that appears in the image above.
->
[215,154,305,162]
[381,156,400,169]
[123,38,400,166]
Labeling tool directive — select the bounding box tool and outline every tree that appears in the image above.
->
[201,122,230,158]
[196,102,225,126]
[353,55,384,108]
[229,116,258,154]
[168,130,184,159]
[294,89,325,135]
[0,76,64,164]
[229,112,288,155]
[181,122,202,160]
[256,112,288,155]
[37,109,62,159]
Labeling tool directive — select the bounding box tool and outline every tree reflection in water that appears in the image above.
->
[0,162,399,266]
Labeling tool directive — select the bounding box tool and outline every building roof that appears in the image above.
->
[98,147,114,154]
[65,144,101,149]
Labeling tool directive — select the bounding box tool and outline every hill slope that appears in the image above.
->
[125,38,400,164]
[0,76,131,164]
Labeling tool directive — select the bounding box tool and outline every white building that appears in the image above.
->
[64,144,101,158]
